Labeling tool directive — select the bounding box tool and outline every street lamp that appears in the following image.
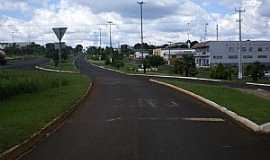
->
[137,0,144,61]
[168,41,173,65]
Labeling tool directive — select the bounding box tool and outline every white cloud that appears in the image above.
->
[0,0,269,47]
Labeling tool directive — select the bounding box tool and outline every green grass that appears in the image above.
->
[0,70,90,153]
[44,58,77,72]
[158,78,270,125]
[0,70,68,100]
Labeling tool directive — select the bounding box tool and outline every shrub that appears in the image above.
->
[210,64,235,80]
[0,70,69,101]
[245,62,266,81]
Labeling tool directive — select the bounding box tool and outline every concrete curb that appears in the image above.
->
[90,62,223,82]
[149,79,270,134]
[35,66,79,74]
[246,82,270,87]
[0,82,94,160]
[91,62,270,88]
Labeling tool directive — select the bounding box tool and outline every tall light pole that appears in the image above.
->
[204,23,208,41]
[216,24,219,41]
[235,8,245,79]
[137,1,144,61]
[168,41,173,65]
[187,22,191,41]
[107,21,113,54]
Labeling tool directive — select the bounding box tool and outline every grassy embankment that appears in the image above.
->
[43,58,78,72]
[158,78,270,125]
[0,69,90,153]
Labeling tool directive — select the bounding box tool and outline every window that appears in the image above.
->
[228,55,238,59]
[229,47,234,52]
[243,55,253,59]
[258,48,263,52]
[213,56,223,59]
[266,47,269,51]
[241,47,247,52]
[258,55,267,58]
[249,47,253,52]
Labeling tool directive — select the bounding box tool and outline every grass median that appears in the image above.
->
[157,78,270,125]
[0,69,90,153]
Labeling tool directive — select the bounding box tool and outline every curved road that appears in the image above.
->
[0,57,49,69]
[22,57,270,160]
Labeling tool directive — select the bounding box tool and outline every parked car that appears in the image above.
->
[0,50,7,65]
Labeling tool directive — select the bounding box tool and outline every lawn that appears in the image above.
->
[43,58,78,72]
[0,70,90,153]
[157,78,270,125]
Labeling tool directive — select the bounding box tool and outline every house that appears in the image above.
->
[153,48,195,62]
[193,41,270,68]
[134,52,149,59]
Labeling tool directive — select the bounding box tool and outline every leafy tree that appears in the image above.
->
[245,62,266,81]
[210,64,235,80]
[173,55,197,76]
[145,55,165,68]
[75,44,83,53]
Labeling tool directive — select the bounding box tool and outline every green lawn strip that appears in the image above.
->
[0,73,90,153]
[44,59,77,72]
[158,79,270,125]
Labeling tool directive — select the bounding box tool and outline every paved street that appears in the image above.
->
[0,58,49,70]
[22,57,270,160]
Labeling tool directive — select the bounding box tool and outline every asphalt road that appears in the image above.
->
[22,56,270,160]
[0,57,49,69]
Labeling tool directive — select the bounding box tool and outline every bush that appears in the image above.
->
[145,55,165,68]
[0,70,69,101]
[210,64,235,80]
[245,62,266,81]
[173,55,197,77]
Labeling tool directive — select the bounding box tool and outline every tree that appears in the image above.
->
[75,44,83,53]
[245,62,265,81]
[173,55,197,77]
[145,55,165,68]
[191,41,199,48]
[210,64,235,80]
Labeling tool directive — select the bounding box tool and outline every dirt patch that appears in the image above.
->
[238,88,270,100]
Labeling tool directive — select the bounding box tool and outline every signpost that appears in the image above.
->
[52,27,67,66]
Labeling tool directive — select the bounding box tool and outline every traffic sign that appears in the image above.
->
[53,27,67,41]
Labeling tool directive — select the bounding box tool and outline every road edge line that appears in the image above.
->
[35,66,79,74]
[149,78,270,134]
[0,82,94,160]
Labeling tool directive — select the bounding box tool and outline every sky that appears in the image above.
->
[0,0,270,47]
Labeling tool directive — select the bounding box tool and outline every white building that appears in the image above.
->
[193,41,270,68]
[134,52,149,59]
[153,48,195,61]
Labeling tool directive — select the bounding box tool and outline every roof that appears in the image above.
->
[192,42,209,49]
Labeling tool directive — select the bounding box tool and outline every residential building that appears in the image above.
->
[153,48,195,62]
[193,41,270,68]
[134,52,149,59]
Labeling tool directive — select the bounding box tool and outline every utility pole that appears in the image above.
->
[204,23,208,41]
[99,28,102,48]
[168,41,173,65]
[235,8,245,79]
[137,0,144,61]
[187,22,191,41]
[107,21,113,54]
[216,24,219,41]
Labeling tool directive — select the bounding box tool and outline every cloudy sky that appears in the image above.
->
[0,0,269,47]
